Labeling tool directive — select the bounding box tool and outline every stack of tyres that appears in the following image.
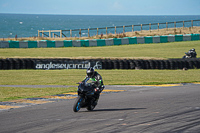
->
[195,60,200,68]
[127,60,133,69]
[105,59,113,69]
[129,60,136,69]
[154,60,160,69]
[1,59,8,69]
[149,60,156,69]
[7,59,13,69]
[133,60,142,69]
[101,59,110,69]
[139,60,145,69]
[164,60,170,69]
[100,59,105,69]
[169,60,177,69]
[119,60,124,69]
[160,60,165,69]
[143,60,150,69]
[187,59,195,69]
[13,59,20,69]
[176,60,181,69]
[20,59,26,69]
[108,60,114,69]
[24,59,35,69]
[122,60,129,69]
[0,59,4,69]
[183,59,190,69]
[181,60,187,68]
[0,59,2,69]
[112,60,119,69]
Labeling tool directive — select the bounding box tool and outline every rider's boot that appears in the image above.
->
[93,94,100,106]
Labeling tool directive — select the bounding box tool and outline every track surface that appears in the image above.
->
[0,84,200,133]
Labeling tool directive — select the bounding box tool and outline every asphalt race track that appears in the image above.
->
[0,84,200,133]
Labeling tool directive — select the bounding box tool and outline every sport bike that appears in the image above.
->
[73,78,98,112]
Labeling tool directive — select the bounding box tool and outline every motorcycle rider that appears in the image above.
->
[82,67,104,105]
[189,48,197,58]
[183,48,197,58]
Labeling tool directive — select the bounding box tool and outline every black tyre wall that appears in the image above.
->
[0,58,199,70]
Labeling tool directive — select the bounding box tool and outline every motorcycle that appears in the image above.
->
[182,50,197,59]
[73,78,98,112]
[182,52,192,59]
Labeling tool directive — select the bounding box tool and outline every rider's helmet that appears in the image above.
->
[86,67,95,78]
[191,48,195,51]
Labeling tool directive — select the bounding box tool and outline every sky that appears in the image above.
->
[0,0,200,15]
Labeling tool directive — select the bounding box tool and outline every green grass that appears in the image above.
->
[0,87,77,102]
[1,69,200,86]
[0,41,200,59]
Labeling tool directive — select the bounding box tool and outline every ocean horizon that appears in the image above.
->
[1,13,200,38]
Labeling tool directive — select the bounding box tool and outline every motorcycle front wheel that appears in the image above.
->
[73,96,83,112]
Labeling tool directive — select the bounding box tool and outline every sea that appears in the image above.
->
[0,13,200,38]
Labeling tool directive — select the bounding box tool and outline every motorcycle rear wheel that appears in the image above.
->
[73,96,83,112]
[87,99,96,111]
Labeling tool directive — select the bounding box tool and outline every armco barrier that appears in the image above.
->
[0,58,199,70]
[1,34,199,48]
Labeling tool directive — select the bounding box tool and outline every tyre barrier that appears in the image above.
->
[0,58,200,70]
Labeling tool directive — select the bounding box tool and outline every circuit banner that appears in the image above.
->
[35,60,102,70]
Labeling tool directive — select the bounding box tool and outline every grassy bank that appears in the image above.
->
[0,41,200,59]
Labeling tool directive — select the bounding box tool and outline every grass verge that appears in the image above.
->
[0,69,200,85]
[0,87,77,102]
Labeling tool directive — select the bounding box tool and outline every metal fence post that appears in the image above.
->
[174,21,176,29]
[49,30,51,38]
[132,25,134,32]
[60,30,62,38]
[158,23,159,31]
[149,23,151,32]
[115,26,117,34]
[70,30,72,37]
[88,28,90,37]
[123,26,125,33]
[97,28,98,35]
[166,22,168,31]
[141,24,142,32]
[191,20,193,28]
[79,29,81,37]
